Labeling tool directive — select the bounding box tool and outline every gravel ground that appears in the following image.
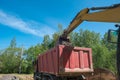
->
[0,74,33,80]
[0,74,19,80]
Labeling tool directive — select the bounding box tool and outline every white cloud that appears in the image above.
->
[0,10,55,37]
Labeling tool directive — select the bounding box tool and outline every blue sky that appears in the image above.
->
[0,0,120,49]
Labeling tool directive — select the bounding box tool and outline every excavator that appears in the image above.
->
[33,3,120,80]
[57,3,120,80]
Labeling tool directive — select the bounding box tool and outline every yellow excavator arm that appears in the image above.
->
[61,3,120,39]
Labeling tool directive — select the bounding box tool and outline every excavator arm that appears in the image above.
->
[57,3,120,80]
[59,3,120,42]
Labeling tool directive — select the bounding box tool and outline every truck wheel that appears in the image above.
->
[34,72,41,80]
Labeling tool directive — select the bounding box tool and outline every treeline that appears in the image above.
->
[0,26,117,74]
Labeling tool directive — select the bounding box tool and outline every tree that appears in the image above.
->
[102,32,117,72]
[0,48,21,73]
[71,29,101,47]
[0,37,23,73]
[50,24,64,47]
[10,37,16,48]
[42,35,51,50]
[92,44,109,68]
[25,44,46,73]
[102,33,116,50]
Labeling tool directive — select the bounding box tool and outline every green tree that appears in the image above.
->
[92,44,109,68]
[25,44,46,73]
[51,24,64,47]
[71,29,101,47]
[10,37,16,48]
[0,47,22,73]
[42,35,52,50]
[0,37,23,73]
[102,32,117,72]
[102,33,116,50]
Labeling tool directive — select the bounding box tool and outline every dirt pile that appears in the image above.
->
[88,68,116,80]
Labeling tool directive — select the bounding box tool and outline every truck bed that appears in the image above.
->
[37,45,93,76]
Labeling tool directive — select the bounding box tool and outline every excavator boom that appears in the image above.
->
[83,7,120,22]
[58,4,120,45]
[63,3,120,38]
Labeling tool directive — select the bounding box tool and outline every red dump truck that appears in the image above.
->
[34,45,93,80]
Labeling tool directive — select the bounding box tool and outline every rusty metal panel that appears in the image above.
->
[58,45,93,74]
[37,45,93,76]
[52,48,59,74]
